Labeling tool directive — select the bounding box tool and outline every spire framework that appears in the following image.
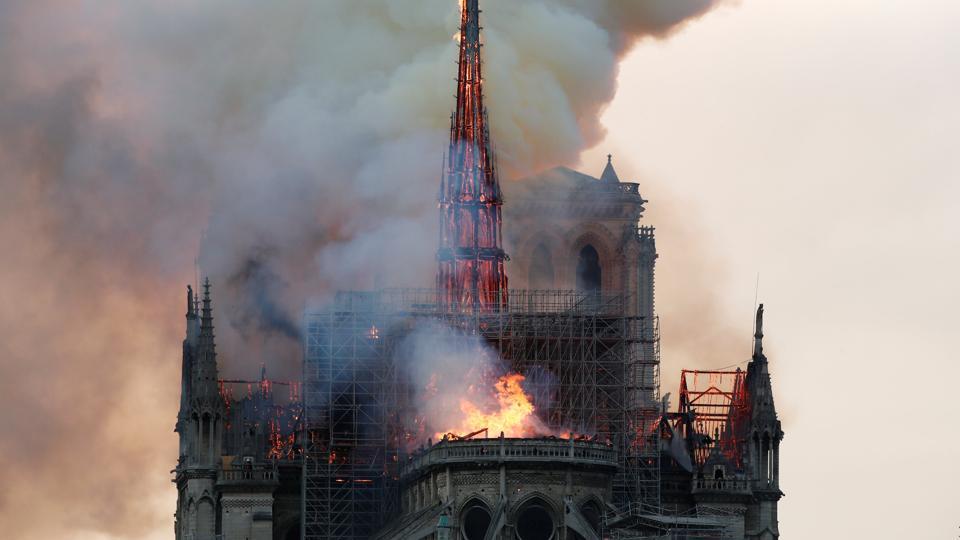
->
[437,0,508,313]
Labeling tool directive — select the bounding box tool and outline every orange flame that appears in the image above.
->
[435,373,544,439]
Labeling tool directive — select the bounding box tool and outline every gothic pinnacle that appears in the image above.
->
[601,153,621,183]
[753,303,765,361]
[186,285,195,318]
[200,277,215,345]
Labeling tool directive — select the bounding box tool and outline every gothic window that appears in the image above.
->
[576,245,602,293]
[186,499,196,534]
[764,435,774,481]
[516,498,554,540]
[714,466,726,490]
[196,498,215,537]
[461,499,492,540]
[528,243,555,289]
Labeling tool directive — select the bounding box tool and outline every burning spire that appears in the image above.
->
[437,0,508,313]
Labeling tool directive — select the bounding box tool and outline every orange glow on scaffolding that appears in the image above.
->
[436,0,508,313]
[675,369,750,468]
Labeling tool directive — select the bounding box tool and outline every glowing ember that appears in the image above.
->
[434,373,543,439]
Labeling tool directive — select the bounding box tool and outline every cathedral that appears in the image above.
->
[173,1,783,538]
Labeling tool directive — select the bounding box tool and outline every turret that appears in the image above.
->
[746,304,780,437]
[600,154,621,183]
[176,285,200,459]
[174,279,224,540]
[744,304,784,539]
[175,278,224,468]
[193,278,220,403]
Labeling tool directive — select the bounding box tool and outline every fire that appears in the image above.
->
[434,373,543,439]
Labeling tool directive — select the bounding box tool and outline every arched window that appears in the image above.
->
[186,499,196,534]
[528,243,555,289]
[576,245,602,293]
[763,435,773,482]
[196,498,215,537]
[461,499,492,540]
[516,498,555,540]
[714,466,726,490]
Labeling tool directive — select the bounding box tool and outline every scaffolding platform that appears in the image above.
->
[302,288,661,540]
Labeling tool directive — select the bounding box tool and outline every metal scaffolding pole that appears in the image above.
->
[302,288,662,539]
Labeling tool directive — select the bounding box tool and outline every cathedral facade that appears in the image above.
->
[173,157,784,539]
[172,1,782,538]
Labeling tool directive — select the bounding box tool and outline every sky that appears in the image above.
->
[1,0,958,538]
[583,0,960,536]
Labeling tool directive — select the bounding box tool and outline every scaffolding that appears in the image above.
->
[303,288,661,540]
[675,370,749,468]
[302,306,402,540]
[606,502,736,539]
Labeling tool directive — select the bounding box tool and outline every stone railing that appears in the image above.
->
[400,437,618,477]
[578,181,641,196]
[217,463,278,485]
[324,288,632,316]
[692,477,752,494]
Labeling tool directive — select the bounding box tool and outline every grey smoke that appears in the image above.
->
[396,321,555,440]
[227,253,301,341]
[0,1,726,538]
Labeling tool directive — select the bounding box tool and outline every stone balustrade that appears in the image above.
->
[400,436,618,478]
[217,464,278,485]
[692,477,752,494]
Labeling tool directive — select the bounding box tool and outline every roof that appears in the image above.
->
[676,369,750,468]
[512,165,600,191]
[504,165,643,202]
[600,154,620,183]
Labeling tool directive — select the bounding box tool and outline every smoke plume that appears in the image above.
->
[0,1,725,538]
[397,322,555,441]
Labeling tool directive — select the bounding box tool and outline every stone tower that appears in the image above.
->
[744,305,784,539]
[502,156,657,321]
[174,279,225,540]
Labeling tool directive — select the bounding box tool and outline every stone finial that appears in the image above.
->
[753,303,765,360]
[187,285,195,318]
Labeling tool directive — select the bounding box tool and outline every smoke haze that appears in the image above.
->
[396,322,556,441]
[0,1,725,538]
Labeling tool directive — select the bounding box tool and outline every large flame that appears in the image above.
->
[434,373,544,439]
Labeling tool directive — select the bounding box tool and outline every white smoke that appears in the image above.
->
[397,321,555,442]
